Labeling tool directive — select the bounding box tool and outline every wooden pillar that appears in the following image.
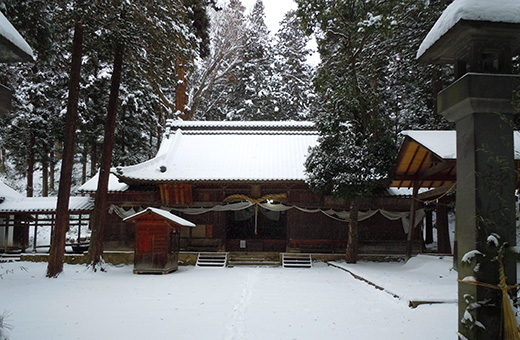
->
[424,209,434,244]
[436,196,451,254]
[33,214,39,252]
[405,182,419,260]
[32,224,38,253]
[345,199,359,264]
[77,214,82,244]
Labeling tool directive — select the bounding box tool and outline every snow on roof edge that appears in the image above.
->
[165,119,315,129]
[76,173,129,193]
[0,180,24,201]
[0,11,34,60]
[0,196,94,213]
[123,207,196,227]
[417,0,520,59]
[401,130,520,160]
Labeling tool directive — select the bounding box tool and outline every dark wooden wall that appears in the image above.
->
[104,182,414,253]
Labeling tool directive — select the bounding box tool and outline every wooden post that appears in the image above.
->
[424,209,433,244]
[254,204,258,235]
[436,196,451,254]
[345,199,359,264]
[405,182,419,260]
[77,214,82,244]
[32,223,37,253]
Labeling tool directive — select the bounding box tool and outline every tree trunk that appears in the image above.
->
[46,22,84,278]
[81,146,87,184]
[49,150,55,191]
[26,131,35,197]
[0,147,5,173]
[90,143,97,177]
[176,59,189,120]
[87,43,124,269]
[345,199,359,264]
[42,158,48,197]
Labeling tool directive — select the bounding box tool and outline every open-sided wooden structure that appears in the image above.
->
[392,131,457,189]
[0,187,93,253]
[392,130,520,255]
[124,207,195,274]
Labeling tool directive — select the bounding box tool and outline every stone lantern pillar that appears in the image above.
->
[417,2,520,339]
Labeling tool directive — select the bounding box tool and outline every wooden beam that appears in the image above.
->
[417,160,456,180]
[417,183,456,201]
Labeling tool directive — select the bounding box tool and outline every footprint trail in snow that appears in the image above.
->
[224,268,259,340]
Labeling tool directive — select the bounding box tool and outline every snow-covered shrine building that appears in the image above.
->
[79,120,418,256]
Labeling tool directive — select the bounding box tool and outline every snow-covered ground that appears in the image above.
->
[0,255,457,340]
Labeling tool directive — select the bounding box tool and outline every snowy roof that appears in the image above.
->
[163,119,315,130]
[417,0,520,59]
[0,11,34,62]
[0,196,94,213]
[0,180,23,201]
[77,173,130,194]
[402,130,520,159]
[123,207,196,227]
[393,130,520,188]
[115,121,319,183]
[401,131,456,160]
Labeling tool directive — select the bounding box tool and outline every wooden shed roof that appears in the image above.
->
[123,207,195,227]
[392,130,520,189]
[392,131,456,189]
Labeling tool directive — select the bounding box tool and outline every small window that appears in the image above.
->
[180,224,208,238]
[191,225,207,238]
[481,50,500,73]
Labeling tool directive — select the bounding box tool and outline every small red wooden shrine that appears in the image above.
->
[124,207,195,274]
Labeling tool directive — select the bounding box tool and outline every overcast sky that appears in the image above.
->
[241,0,297,33]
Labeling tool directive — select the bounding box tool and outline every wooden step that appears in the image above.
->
[0,254,20,263]
[196,252,228,268]
[282,253,312,268]
[227,252,280,267]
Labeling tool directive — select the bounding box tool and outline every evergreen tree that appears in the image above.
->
[385,0,453,132]
[193,0,314,121]
[297,0,398,199]
[87,0,208,269]
[297,0,400,263]
[190,0,248,120]
[0,0,66,196]
[230,0,275,120]
[272,10,314,120]
[296,0,455,262]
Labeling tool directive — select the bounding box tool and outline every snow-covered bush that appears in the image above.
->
[0,311,13,340]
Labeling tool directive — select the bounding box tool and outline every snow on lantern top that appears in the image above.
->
[417,0,520,76]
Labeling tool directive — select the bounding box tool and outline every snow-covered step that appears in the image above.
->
[0,254,21,263]
[196,252,228,267]
[282,253,312,268]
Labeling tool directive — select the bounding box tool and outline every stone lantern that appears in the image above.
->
[417,1,520,339]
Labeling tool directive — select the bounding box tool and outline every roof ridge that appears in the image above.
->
[165,119,315,128]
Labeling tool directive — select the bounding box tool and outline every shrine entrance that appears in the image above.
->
[225,206,287,252]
